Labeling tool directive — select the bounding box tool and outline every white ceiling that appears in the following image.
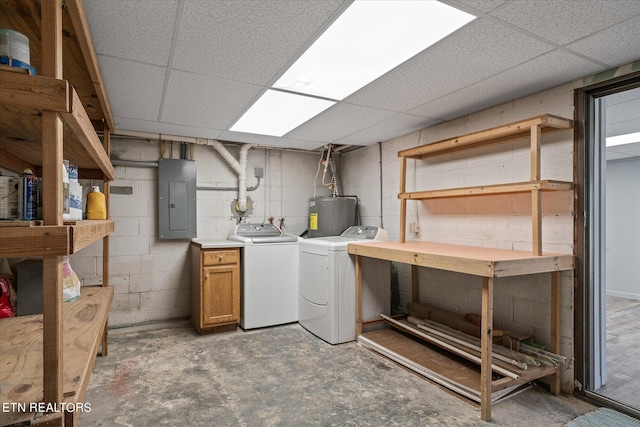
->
[606,87,640,160]
[84,0,640,152]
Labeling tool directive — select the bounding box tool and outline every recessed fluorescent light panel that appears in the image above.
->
[273,0,476,100]
[606,131,640,147]
[231,0,475,137]
[230,90,335,137]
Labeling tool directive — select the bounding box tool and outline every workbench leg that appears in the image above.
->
[355,255,362,337]
[550,271,561,394]
[480,277,494,422]
[411,265,419,303]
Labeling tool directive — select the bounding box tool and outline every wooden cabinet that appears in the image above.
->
[0,1,114,426]
[191,243,241,333]
[348,114,575,422]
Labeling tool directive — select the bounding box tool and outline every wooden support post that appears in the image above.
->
[355,254,362,337]
[399,157,407,243]
[530,124,541,181]
[480,277,494,422]
[41,0,64,406]
[101,128,111,356]
[532,189,542,256]
[550,271,561,394]
[411,265,419,303]
[42,255,63,405]
[531,124,542,256]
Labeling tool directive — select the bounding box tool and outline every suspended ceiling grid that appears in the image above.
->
[84,0,640,151]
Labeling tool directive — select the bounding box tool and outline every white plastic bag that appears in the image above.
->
[62,256,81,302]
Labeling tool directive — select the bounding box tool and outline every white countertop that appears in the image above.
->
[191,239,244,248]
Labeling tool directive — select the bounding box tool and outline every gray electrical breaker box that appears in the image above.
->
[158,158,197,239]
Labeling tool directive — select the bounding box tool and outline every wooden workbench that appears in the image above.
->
[348,240,574,421]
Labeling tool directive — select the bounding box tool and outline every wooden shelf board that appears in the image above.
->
[359,328,537,404]
[348,241,574,277]
[388,318,557,389]
[69,220,115,253]
[398,114,573,159]
[0,72,115,179]
[399,180,573,200]
[0,220,114,257]
[0,286,113,427]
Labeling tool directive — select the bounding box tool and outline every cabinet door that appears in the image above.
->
[201,264,239,326]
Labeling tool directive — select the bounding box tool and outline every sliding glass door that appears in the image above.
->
[576,75,640,417]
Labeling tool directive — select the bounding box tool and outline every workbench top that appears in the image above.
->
[191,239,244,249]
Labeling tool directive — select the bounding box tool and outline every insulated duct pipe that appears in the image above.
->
[198,139,253,213]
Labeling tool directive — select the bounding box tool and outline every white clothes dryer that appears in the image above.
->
[298,226,390,344]
[229,223,299,330]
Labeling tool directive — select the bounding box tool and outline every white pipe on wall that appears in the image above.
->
[237,143,251,212]
[109,130,255,213]
[198,138,253,213]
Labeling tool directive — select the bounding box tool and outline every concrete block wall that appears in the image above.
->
[70,139,321,328]
[341,82,577,390]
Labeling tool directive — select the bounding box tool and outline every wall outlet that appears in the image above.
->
[254,167,264,178]
[408,222,419,234]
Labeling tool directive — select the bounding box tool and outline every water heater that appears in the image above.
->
[308,196,356,238]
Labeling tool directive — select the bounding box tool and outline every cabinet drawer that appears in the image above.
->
[203,249,238,266]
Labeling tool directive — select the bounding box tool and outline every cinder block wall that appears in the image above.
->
[342,82,577,390]
[71,142,322,327]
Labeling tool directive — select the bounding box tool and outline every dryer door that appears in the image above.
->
[299,251,328,305]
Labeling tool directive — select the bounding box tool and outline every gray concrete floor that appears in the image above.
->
[598,296,640,408]
[83,322,598,426]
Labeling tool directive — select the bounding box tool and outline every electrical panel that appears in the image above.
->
[158,158,196,239]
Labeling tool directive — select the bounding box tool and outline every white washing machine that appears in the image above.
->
[229,223,299,330]
[298,226,390,344]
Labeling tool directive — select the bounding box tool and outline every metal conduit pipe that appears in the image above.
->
[111,159,159,168]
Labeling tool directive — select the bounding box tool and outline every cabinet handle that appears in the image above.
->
[219,256,223,262]
[205,273,209,279]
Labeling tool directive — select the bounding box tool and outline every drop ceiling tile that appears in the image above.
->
[410,50,605,121]
[161,69,263,129]
[173,0,345,85]
[286,103,399,143]
[607,119,640,138]
[605,88,640,137]
[489,0,640,45]
[99,56,166,121]
[335,114,441,146]
[606,87,640,106]
[606,99,640,126]
[114,117,223,141]
[455,0,507,13]
[567,16,640,67]
[345,18,554,113]
[84,0,178,66]
[218,131,325,151]
[607,141,640,159]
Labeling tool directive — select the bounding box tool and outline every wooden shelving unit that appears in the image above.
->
[0,1,114,425]
[397,113,573,255]
[0,286,113,426]
[348,115,575,422]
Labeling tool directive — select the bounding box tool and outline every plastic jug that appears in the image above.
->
[86,186,106,219]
